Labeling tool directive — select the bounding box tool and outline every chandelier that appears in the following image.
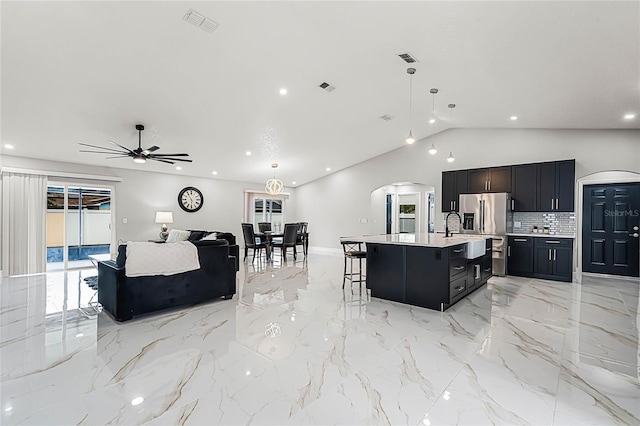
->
[265,163,283,195]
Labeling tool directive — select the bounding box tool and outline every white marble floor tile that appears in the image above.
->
[1,256,639,425]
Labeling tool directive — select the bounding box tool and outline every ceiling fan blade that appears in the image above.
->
[108,140,135,154]
[104,155,133,159]
[80,149,130,155]
[151,157,193,163]
[145,146,160,152]
[150,153,190,157]
[79,143,128,154]
[150,158,175,164]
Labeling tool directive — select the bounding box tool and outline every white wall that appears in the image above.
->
[1,155,294,253]
[296,128,640,249]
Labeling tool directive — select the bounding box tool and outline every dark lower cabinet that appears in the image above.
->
[507,236,534,277]
[366,243,405,303]
[508,236,573,282]
[533,238,573,282]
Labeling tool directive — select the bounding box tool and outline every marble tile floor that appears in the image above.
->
[1,254,639,425]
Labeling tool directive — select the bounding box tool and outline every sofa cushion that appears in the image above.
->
[187,230,207,241]
[167,229,191,243]
[202,232,218,240]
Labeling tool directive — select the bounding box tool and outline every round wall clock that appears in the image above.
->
[178,186,204,212]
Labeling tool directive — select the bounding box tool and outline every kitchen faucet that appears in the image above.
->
[445,211,462,238]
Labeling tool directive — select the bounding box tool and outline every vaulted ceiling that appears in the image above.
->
[2,1,638,186]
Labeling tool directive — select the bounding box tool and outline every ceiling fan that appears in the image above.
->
[79,124,192,165]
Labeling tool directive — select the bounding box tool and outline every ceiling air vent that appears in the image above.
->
[398,53,418,63]
[184,9,219,33]
[379,114,393,121]
[319,82,336,92]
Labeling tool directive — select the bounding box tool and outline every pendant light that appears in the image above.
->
[447,152,455,163]
[405,68,416,144]
[448,103,456,122]
[428,143,437,155]
[265,163,283,195]
[427,88,439,124]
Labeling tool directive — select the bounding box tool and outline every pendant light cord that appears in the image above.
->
[409,74,413,127]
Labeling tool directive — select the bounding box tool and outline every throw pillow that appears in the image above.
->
[187,231,206,241]
[166,229,191,243]
[201,232,217,241]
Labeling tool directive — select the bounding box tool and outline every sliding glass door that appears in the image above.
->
[47,183,114,270]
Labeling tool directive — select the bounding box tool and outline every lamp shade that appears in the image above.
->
[155,211,174,224]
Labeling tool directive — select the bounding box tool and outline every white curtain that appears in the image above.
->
[1,172,47,275]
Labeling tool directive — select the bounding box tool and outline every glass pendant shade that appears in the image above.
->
[405,131,416,145]
[447,152,455,163]
[428,143,437,155]
[133,156,146,164]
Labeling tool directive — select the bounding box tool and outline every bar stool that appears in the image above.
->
[340,239,366,291]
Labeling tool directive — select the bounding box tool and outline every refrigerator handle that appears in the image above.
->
[480,199,485,232]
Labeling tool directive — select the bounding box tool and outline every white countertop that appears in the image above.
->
[506,233,575,238]
[345,233,490,248]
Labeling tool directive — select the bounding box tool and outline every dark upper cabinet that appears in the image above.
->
[441,170,468,212]
[537,160,575,212]
[468,167,511,193]
[511,164,538,211]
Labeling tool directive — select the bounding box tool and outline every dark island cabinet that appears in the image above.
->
[507,236,534,277]
[441,170,468,212]
[468,166,511,194]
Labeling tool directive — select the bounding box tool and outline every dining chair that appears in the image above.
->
[258,222,272,233]
[241,223,267,262]
[271,223,299,260]
[295,222,308,256]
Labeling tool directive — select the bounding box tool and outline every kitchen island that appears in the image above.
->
[351,233,493,311]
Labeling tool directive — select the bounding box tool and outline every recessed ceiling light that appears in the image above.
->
[212,171,218,175]
[176,166,182,171]
[326,167,331,172]
[245,151,252,156]
[624,113,636,120]
[4,144,14,149]
[131,397,144,406]
[510,116,518,121]
[279,88,287,95]
[292,181,297,185]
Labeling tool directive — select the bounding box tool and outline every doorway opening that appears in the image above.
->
[373,183,435,235]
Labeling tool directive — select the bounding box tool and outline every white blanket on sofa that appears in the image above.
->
[125,241,201,277]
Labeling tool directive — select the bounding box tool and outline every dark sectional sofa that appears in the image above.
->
[98,231,238,322]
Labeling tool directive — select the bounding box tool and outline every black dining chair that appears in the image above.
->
[241,223,267,262]
[295,222,308,256]
[258,222,272,233]
[271,223,299,260]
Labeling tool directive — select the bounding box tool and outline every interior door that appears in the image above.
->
[582,183,640,277]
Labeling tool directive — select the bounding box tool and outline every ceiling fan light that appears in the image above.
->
[447,152,455,163]
[405,131,416,145]
[428,143,437,155]
[133,156,146,164]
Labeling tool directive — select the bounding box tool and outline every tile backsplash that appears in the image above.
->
[511,212,576,236]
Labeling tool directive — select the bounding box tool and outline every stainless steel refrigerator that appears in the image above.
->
[459,192,511,275]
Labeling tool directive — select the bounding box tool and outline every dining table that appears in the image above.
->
[255,230,309,260]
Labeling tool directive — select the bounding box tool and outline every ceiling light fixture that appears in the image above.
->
[279,88,287,95]
[4,144,14,149]
[265,163,283,195]
[428,88,439,124]
[245,151,252,156]
[212,171,218,175]
[624,113,636,120]
[292,181,297,185]
[510,116,518,121]
[428,143,437,155]
[447,152,455,163]
[405,67,416,144]
[326,167,331,172]
[176,166,182,170]
[132,155,146,164]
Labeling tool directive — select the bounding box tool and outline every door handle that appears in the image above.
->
[514,238,527,242]
[450,201,453,211]
[508,246,511,256]
[631,233,639,238]
[488,181,491,191]
[475,264,481,279]
[454,286,464,292]
[548,249,552,261]
[555,198,559,210]
[453,201,456,211]
[553,249,556,261]
[546,240,560,244]
[485,181,488,191]
[634,226,639,231]
[511,199,514,210]
[454,266,465,271]
[551,199,554,210]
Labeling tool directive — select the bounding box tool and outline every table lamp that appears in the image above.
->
[155,211,174,240]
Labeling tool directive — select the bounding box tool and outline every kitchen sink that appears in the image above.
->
[445,236,486,259]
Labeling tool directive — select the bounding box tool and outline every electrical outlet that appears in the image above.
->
[514,221,521,228]
[360,218,368,224]
[122,218,128,224]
